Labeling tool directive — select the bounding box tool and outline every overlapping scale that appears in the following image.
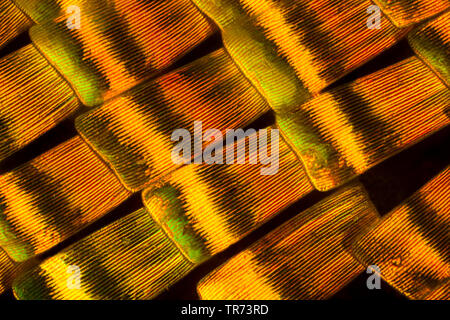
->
[0,136,131,262]
[143,127,314,264]
[197,183,379,299]
[12,208,193,300]
[0,44,79,162]
[30,0,215,106]
[76,49,270,191]
[351,167,450,299]
[276,57,450,191]
[409,11,450,88]
[191,0,407,112]
[372,0,449,28]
